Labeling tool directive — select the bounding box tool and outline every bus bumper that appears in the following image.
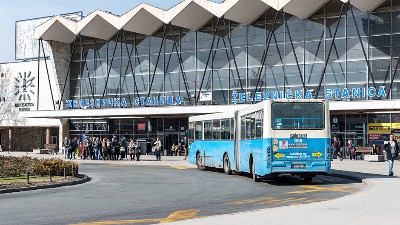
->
[269,160,331,175]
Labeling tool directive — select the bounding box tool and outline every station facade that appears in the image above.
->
[2,0,400,152]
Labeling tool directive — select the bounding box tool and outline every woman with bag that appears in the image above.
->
[384,134,399,176]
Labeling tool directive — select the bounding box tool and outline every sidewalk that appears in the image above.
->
[163,159,400,225]
[2,152,399,224]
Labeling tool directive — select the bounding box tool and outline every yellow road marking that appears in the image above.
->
[225,197,275,205]
[160,210,201,223]
[170,166,187,170]
[70,210,201,225]
[259,198,307,205]
[287,185,356,194]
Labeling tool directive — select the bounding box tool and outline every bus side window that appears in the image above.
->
[213,120,221,140]
[188,122,195,142]
[221,119,230,140]
[195,121,203,140]
[204,121,212,140]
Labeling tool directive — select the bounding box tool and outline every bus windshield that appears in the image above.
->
[271,102,325,130]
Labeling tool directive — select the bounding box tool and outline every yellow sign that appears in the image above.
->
[275,153,285,159]
[368,123,400,134]
[273,146,279,152]
[312,152,323,157]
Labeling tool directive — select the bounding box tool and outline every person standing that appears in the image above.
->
[332,136,343,161]
[154,137,162,161]
[63,137,69,159]
[372,144,378,155]
[146,138,151,156]
[102,137,107,160]
[93,137,100,160]
[112,138,120,160]
[347,140,356,160]
[134,139,141,161]
[129,139,135,161]
[384,134,399,176]
[106,138,112,160]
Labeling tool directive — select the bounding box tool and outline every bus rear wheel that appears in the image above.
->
[196,152,204,171]
[223,154,232,175]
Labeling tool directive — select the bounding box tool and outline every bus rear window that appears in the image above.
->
[271,102,324,130]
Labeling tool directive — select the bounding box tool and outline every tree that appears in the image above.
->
[0,64,22,126]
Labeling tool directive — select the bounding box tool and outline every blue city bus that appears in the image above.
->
[188,99,331,182]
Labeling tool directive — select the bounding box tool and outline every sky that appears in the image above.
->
[0,0,223,63]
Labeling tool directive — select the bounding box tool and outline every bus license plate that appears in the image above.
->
[292,164,306,169]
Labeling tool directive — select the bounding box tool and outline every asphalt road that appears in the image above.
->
[0,164,364,225]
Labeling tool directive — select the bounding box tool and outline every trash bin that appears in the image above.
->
[383,151,387,161]
[164,149,167,156]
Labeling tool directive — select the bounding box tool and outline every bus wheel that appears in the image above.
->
[251,160,261,182]
[223,154,232,175]
[196,152,204,171]
[303,177,313,182]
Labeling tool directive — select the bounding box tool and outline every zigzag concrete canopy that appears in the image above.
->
[35,0,387,43]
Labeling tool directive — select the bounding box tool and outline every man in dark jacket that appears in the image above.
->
[384,134,399,176]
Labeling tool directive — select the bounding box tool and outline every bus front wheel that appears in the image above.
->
[196,153,204,171]
[223,154,232,175]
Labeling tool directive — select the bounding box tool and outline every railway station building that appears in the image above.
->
[2,0,400,152]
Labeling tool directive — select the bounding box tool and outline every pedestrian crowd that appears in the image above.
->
[62,136,164,161]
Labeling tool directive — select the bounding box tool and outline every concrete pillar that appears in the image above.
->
[8,128,13,152]
[46,128,51,145]
[60,119,69,154]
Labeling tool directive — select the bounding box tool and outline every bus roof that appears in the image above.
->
[189,111,235,122]
[189,99,327,122]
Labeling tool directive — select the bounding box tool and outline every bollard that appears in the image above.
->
[49,167,52,182]
[64,168,66,179]
[27,172,30,184]
[72,165,74,178]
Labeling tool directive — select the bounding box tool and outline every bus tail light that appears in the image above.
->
[267,147,271,161]
[326,147,331,159]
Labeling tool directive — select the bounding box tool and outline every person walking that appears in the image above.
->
[383,134,399,176]
[154,137,162,161]
[332,136,343,161]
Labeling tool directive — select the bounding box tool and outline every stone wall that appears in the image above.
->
[0,127,58,152]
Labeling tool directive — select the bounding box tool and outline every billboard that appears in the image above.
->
[15,12,82,60]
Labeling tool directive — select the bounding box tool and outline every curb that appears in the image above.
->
[0,174,91,194]
[328,171,374,186]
